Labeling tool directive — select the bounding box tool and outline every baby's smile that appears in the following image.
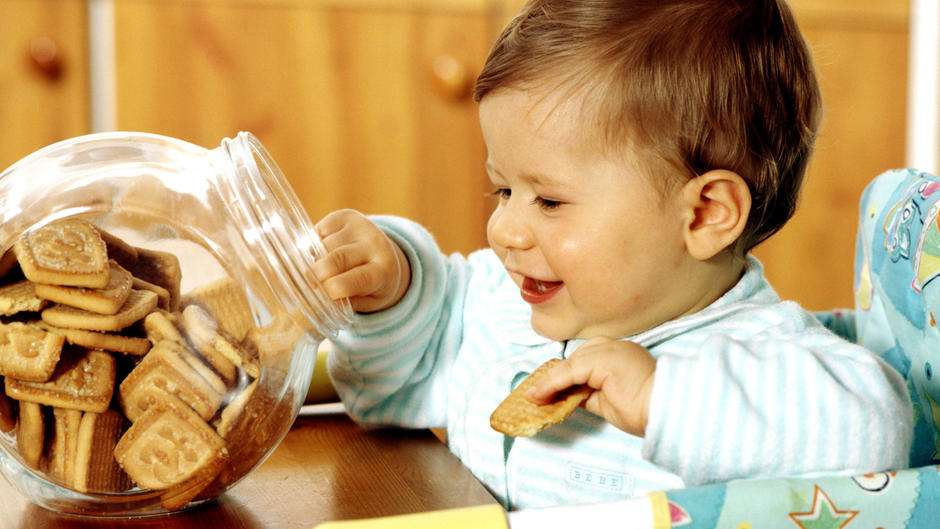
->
[520,276,565,304]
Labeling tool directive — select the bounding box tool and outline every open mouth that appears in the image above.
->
[520,277,564,304]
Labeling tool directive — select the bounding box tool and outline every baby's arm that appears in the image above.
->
[645,333,912,485]
[312,209,411,313]
[317,214,475,429]
[529,330,912,485]
[526,337,655,437]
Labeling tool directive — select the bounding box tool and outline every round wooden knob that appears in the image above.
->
[431,54,471,100]
[29,37,63,81]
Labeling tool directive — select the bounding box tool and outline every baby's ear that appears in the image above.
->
[680,170,751,261]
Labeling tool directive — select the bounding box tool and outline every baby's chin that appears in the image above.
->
[530,316,647,342]
[528,316,577,342]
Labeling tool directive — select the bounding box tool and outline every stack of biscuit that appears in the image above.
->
[0,218,297,510]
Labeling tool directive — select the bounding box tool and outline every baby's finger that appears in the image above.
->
[525,359,589,404]
[319,264,379,302]
[315,209,359,239]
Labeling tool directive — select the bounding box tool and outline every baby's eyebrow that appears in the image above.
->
[485,162,567,189]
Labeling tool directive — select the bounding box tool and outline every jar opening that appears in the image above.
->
[217,132,353,337]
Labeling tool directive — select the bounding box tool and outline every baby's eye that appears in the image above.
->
[489,188,511,201]
[533,196,563,211]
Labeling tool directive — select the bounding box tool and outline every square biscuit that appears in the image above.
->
[143,310,185,346]
[40,289,157,332]
[0,321,65,382]
[37,321,152,357]
[48,407,82,486]
[119,340,225,422]
[73,410,133,493]
[0,247,19,280]
[34,260,133,315]
[158,449,227,511]
[214,379,258,439]
[14,219,110,289]
[490,359,592,437]
[129,248,181,312]
[0,378,15,433]
[182,305,259,380]
[246,311,305,365]
[0,280,48,316]
[97,228,138,269]
[5,348,115,413]
[132,277,171,311]
[17,401,44,469]
[181,277,254,342]
[114,396,227,491]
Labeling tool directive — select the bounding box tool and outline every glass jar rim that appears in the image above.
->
[215,132,354,336]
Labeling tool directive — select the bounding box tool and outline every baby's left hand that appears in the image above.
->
[526,337,655,437]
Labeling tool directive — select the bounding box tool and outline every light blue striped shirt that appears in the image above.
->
[328,216,913,509]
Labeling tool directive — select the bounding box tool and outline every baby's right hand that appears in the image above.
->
[312,210,411,313]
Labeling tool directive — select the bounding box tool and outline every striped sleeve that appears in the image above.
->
[326,215,470,428]
[642,324,913,485]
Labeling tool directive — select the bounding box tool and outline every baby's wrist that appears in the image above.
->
[383,241,412,310]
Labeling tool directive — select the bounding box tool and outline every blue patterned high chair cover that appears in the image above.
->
[651,169,940,528]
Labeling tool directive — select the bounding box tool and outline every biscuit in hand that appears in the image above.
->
[489,358,592,437]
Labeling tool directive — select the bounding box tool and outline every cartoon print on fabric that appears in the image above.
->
[864,169,940,465]
[911,187,940,293]
[883,179,940,268]
[788,486,858,529]
[852,471,896,493]
[668,501,692,526]
[873,173,940,330]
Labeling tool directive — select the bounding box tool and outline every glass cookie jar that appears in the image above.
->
[0,131,353,516]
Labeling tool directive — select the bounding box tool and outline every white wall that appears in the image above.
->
[907,0,940,174]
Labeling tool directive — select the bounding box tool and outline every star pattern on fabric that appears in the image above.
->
[788,486,858,529]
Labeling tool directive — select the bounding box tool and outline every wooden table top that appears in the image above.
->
[0,403,498,529]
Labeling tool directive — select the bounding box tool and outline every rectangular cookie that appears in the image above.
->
[0,247,19,280]
[37,321,152,357]
[40,289,157,332]
[129,248,181,312]
[132,277,171,311]
[0,378,15,433]
[17,401,44,469]
[182,305,259,380]
[214,379,257,439]
[119,339,225,422]
[48,407,82,486]
[73,409,133,493]
[159,449,227,511]
[114,396,227,491]
[0,279,47,316]
[0,321,65,382]
[97,228,138,269]
[5,348,116,413]
[142,310,185,346]
[34,260,133,315]
[245,311,305,365]
[14,219,110,289]
[181,276,254,341]
[490,358,592,437]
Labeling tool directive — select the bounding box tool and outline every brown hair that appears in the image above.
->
[474,0,822,252]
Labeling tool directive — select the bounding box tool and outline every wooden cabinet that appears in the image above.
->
[0,0,917,311]
[112,0,519,256]
[754,0,910,309]
[0,0,90,171]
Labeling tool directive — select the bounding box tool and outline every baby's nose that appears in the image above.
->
[487,205,534,251]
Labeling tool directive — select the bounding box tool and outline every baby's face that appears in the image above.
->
[479,87,697,340]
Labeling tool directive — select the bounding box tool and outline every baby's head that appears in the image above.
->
[475,0,822,254]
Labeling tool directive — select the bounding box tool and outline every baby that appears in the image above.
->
[312,0,912,509]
